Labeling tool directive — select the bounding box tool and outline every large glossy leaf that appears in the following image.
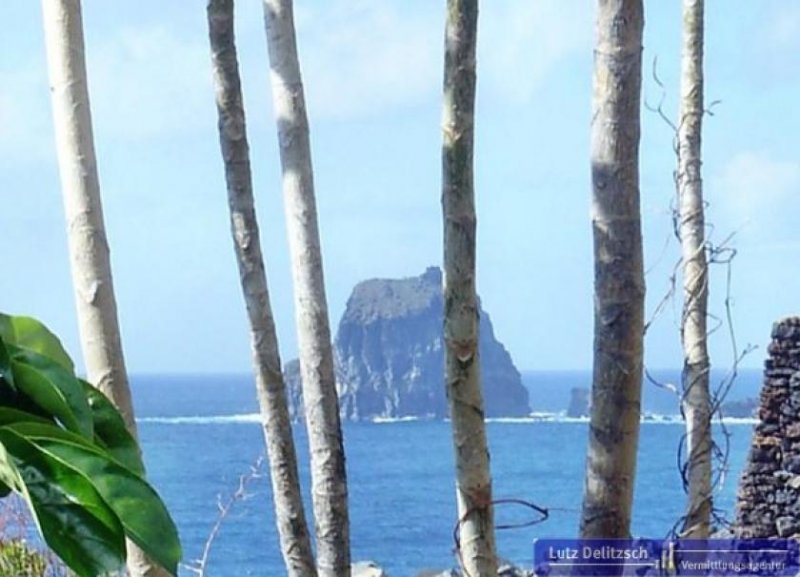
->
[0,407,54,427]
[11,422,181,575]
[0,339,21,413]
[80,379,145,477]
[9,347,93,438]
[0,337,14,390]
[0,427,126,577]
[0,408,49,498]
[0,315,74,372]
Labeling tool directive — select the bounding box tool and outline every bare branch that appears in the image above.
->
[184,456,265,577]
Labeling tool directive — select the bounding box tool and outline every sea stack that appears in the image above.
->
[285,267,530,420]
[566,387,591,418]
[734,316,800,539]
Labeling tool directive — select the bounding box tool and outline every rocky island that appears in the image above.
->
[285,267,530,420]
[720,397,758,419]
[566,387,591,418]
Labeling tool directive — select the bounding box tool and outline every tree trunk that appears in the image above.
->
[207,1,317,574]
[41,1,169,575]
[261,2,350,576]
[677,0,712,539]
[441,2,498,575]
[580,0,645,540]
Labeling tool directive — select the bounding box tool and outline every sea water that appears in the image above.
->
[131,373,759,576]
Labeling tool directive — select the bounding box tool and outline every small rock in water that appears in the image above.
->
[352,561,388,577]
[498,560,534,576]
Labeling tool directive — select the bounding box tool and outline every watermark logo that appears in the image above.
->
[533,538,800,576]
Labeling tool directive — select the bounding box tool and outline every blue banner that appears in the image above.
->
[533,539,800,576]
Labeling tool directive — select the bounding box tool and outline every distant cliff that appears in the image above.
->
[285,267,530,420]
[721,397,758,419]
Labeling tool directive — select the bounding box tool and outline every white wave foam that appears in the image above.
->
[717,417,759,425]
[136,412,759,426]
[641,413,683,424]
[371,416,424,423]
[487,417,547,424]
[138,413,262,425]
[486,413,588,424]
[487,413,759,426]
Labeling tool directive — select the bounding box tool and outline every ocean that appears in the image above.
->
[129,370,763,576]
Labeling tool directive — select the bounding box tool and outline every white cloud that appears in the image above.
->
[712,151,800,237]
[0,25,214,158]
[294,0,593,119]
[750,1,800,81]
[87,26,214,141]
[295,0,442,120]
[759,1,800,53]
[479,0,593,104]
[0,1,594,157]
[0,66,52,162]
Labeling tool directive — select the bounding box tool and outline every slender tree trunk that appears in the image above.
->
[677,0,712,539]
[441,2,497,575]
[41,1,168,575]
[580,0,645,540]
[207,2,317,574]
[261,2,350,576]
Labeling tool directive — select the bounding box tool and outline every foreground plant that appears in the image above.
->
[0,313,181,577]
[0,538,66,577]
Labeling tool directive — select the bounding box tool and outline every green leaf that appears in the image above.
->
[0,315,74,372]
[9,347,93,438]
[11,422,181,575]
[0,427,126,577]
[81,379,145,477]
[0,379,54,423]
[0,337,14,390]
[0,407,54,427]
[0,440,23,495]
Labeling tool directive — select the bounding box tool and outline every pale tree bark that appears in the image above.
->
[677,0,712,539]
[580,0,645,540]
[441,2,497,576]
[207,1,317,575]
[41,1,169,575]
[261,2,350,576]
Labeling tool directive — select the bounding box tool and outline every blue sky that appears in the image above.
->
[3,1,799,374]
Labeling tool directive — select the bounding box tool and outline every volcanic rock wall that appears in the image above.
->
[735,317,800,538]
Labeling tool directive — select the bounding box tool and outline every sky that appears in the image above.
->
[2,1,799,375]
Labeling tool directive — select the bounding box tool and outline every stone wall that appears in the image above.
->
[734,316,800,538]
